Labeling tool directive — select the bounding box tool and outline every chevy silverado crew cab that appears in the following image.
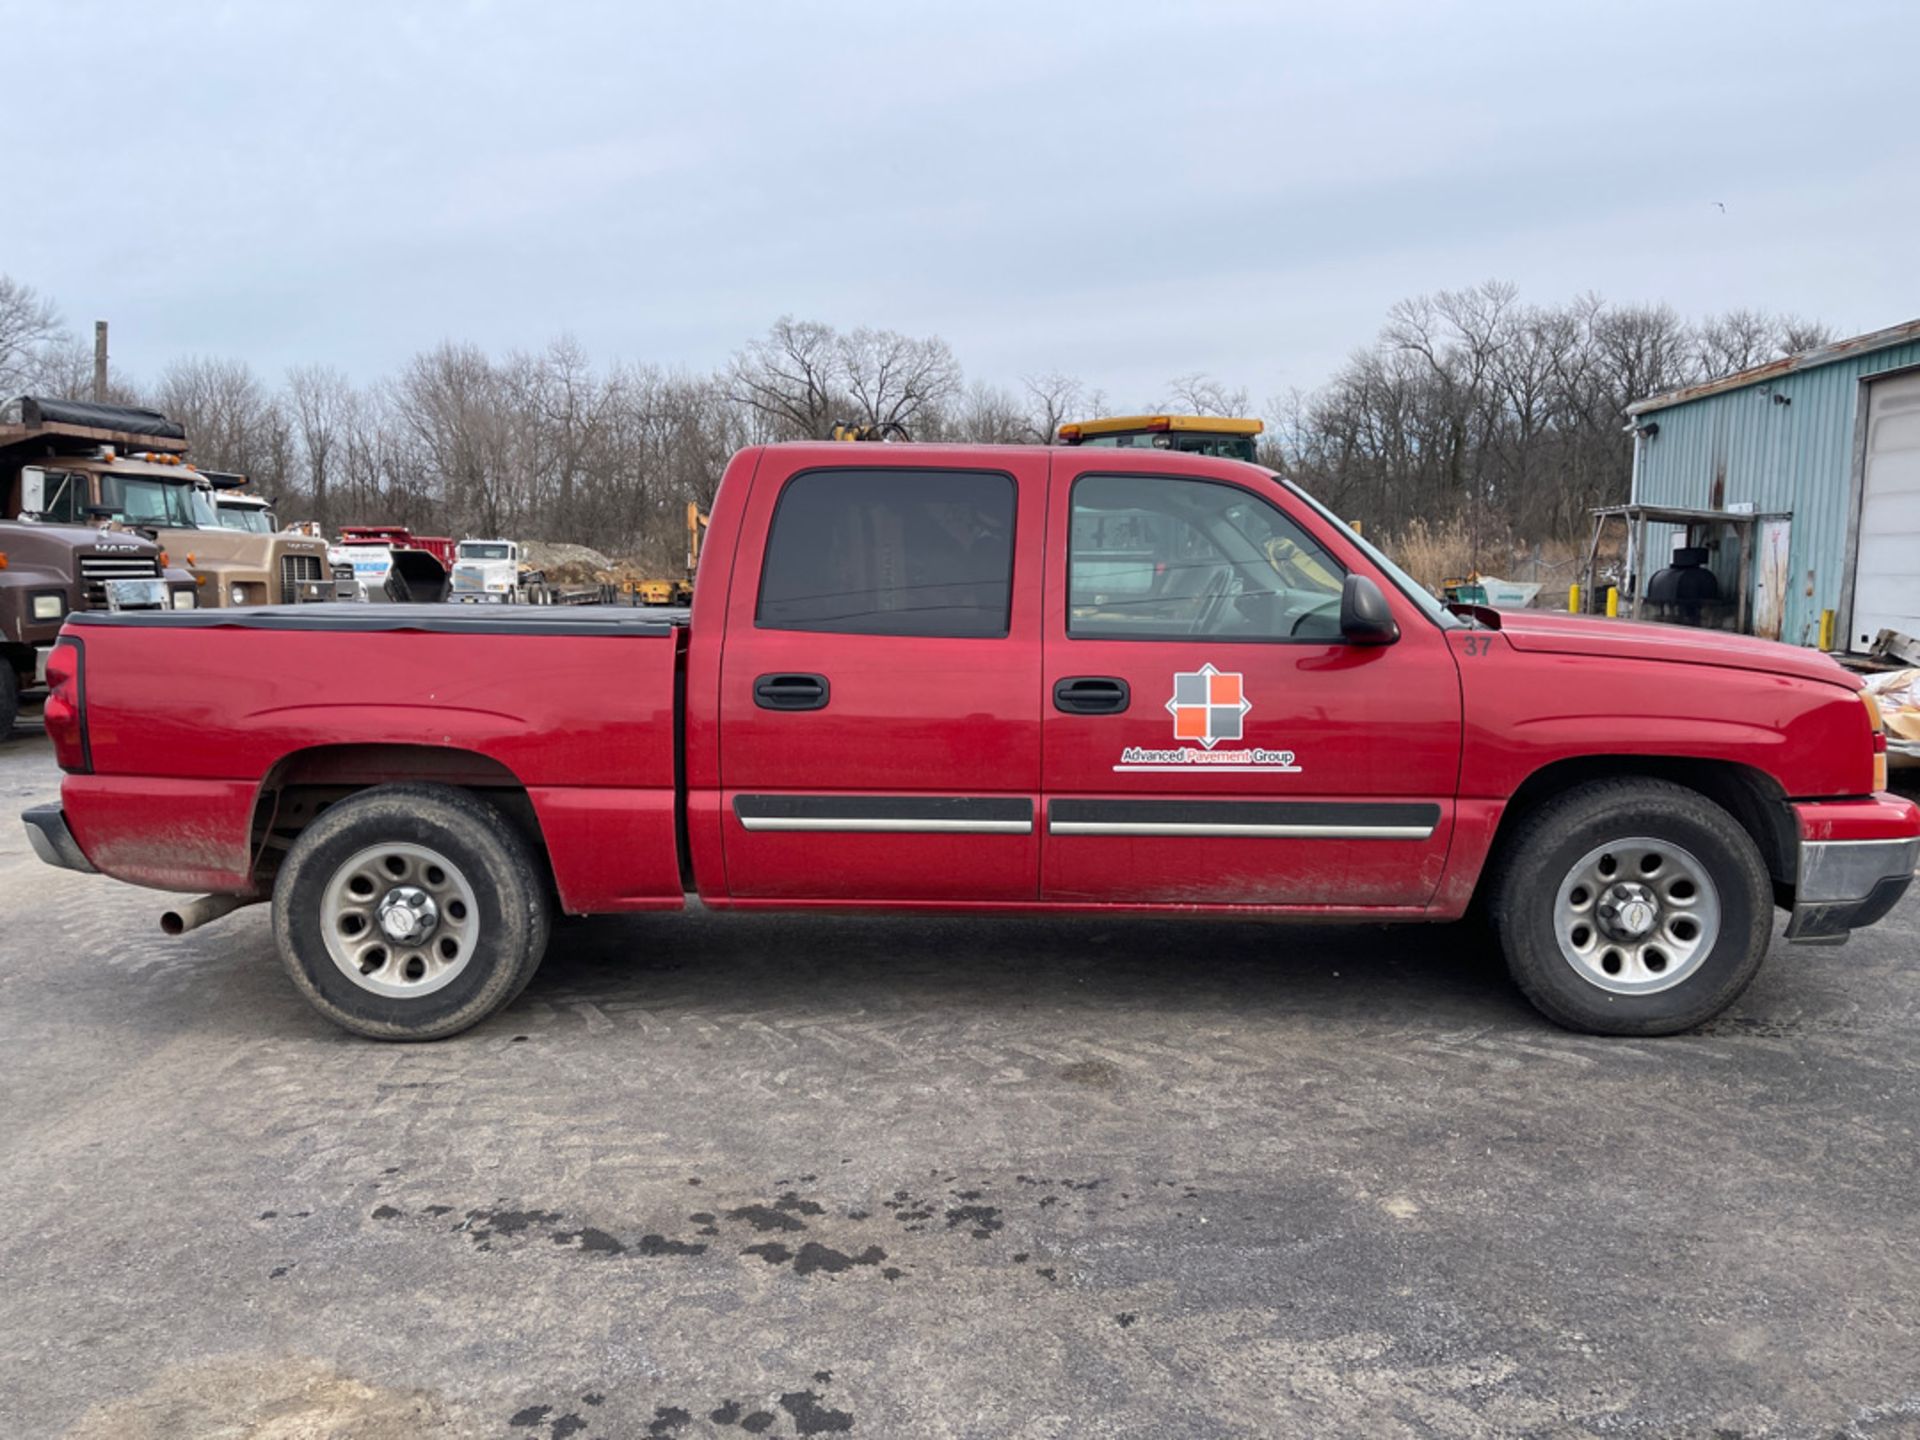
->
[22,443,1919,1040]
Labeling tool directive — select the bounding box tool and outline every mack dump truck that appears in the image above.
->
[1,398,201,733]
[1,396,332,608]
[22,441,1917,1042]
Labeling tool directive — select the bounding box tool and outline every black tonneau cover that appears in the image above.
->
[3,396,186,440]
[67,603,688,637]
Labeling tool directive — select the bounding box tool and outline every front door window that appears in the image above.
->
[1068,473,1345,642]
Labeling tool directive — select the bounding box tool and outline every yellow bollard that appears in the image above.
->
[1569,583,1581,614]
[1818,608,1836,652]
[1606,587,1619,618]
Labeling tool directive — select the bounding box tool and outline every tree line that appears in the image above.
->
[0,272,1826,568]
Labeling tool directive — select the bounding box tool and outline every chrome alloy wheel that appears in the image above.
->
[1552,836,1722,995]
[320,841,480,998]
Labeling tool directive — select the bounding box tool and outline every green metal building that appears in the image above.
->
[1627,318,1920,652]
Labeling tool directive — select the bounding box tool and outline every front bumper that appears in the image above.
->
[1785,790,1920,946]
[21,804,96,874]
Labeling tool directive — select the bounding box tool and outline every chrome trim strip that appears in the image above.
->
[737,816,1032,834]
[1048,821,1434,840]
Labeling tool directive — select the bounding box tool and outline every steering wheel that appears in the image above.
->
[1289,595,1342,638]
[1189,569,1235,635]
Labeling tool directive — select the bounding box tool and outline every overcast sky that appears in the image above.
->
[11,0,1919,407]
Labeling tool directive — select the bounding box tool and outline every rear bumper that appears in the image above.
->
[21,804,96,874]
[1786,795,1920,942]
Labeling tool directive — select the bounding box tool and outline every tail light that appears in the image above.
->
[1862,690,1888,793]
[43,637,91,774]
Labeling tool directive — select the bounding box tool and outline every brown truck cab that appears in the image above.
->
[2,396,329,608]
[0,397,205,732]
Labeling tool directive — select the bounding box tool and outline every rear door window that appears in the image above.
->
[757,468,1016,638]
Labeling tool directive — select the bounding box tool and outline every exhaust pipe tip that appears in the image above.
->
[160,893,254,936]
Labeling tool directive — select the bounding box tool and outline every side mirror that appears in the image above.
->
[1340,574,1401,645]
[20,466,48,516]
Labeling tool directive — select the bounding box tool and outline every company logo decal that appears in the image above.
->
[1167,662,1248,749]
[1114,663,1301,773]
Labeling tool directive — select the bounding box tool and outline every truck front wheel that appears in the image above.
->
[1489,778,1773,1036]
[0,665,17,738]
[272,784,551,1040]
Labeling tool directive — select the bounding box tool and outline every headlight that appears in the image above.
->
[172,588,196,610]
[230,584,248,605]
[32,594,64,621]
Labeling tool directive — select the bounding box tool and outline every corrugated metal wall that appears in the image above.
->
[1634,339,1920,647]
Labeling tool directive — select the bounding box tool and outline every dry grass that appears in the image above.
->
[1380,517,1583,600]
[1379,516,1479,592]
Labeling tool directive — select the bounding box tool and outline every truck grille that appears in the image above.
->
[79,554,162,608]
[280,553,325,599]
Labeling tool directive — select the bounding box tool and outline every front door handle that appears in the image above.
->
[1054,676,1130,715]
[754,673,830,711]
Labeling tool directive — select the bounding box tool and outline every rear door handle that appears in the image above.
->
[754,673,830,711]
[1054,676,1130,715]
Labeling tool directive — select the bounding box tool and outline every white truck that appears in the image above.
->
[450,539,546,604]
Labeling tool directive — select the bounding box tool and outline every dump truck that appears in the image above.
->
[1,398,202,732]
[206,475,358,601]
[22,441,1916,1043]
[332,527,453,603]
[1057,414,1265,463]
[1,397,330,607]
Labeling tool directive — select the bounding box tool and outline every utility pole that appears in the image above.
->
[92,321,108,402]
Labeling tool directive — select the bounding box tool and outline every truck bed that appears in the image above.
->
[59,604,689,910]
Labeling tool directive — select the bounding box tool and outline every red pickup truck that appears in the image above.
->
[22,442,1919,1041]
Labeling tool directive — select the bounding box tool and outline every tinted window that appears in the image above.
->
[758,468,1016,637]
[1069,474,1345,640]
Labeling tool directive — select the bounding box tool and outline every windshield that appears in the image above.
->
[98,474,219,529]
[1276,475,1462,630]
[216,505,276,534]
[459,543,512,560]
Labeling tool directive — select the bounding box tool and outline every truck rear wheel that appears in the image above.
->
[0,665,17,737]
[1488,778,1773,1036]
[271,784,550,1040]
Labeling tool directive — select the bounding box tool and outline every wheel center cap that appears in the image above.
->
[377,886,438,943]
[1597,882,1659,939]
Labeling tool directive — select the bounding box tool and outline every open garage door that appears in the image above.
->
[1850,371,1920,650]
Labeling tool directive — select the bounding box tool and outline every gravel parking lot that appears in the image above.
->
[2,718,1918,1439]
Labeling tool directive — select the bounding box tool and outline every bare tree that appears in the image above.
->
[837,326,961,435]
[1163,371,1250,417]
[1021,370,1087,442]
[0,275,69,395]
[286,365,360,526]
[726,317,844,439]
[391,343,519,537]
[156,356,291,491]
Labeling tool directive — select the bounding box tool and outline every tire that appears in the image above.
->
[0,665,17,738]
[271,783,551,1040]
[1488,778,1773,1036]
